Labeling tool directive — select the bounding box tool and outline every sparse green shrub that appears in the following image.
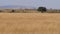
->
[37,7,47,13]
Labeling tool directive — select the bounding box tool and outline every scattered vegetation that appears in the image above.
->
[0,8,60,13]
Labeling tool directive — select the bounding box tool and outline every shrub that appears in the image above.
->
[11,10,15,13]
[37,7,47,13]
[0,10,2,12]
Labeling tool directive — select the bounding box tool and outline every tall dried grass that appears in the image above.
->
[0,13,60,34]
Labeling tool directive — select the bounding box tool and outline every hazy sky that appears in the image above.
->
[0,0,60,9]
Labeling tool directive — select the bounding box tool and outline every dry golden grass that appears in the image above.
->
[0,13,60,34]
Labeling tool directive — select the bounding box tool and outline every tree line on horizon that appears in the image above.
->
[0,6,60,13]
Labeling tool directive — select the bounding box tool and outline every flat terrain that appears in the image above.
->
[0,13,60,34]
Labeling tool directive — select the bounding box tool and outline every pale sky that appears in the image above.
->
[0,0,60,9]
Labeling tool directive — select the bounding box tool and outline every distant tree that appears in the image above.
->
[0,10,2,12]
[12,10,15,12]
[37,7,47,13]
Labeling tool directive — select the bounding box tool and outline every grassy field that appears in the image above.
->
[0,13,60,34]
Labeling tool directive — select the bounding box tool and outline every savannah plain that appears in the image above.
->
[0,13,60,34]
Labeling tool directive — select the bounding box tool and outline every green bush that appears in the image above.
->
[37,7,47,13]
